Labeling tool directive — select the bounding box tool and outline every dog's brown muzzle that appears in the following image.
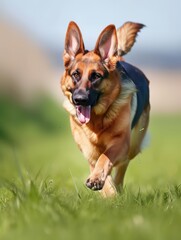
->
[72,89,89,106]
[72,88,100,124]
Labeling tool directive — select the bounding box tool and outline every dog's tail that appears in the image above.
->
[117,22,145,57]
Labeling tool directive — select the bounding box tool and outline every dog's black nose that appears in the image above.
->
[72,89,89,106]
[73,95,89,105]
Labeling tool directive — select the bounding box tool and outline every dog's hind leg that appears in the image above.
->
[100,160,129,197]
[100,175,117,197]
[113,161,129,192]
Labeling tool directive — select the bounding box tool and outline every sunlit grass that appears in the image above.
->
[0,97,181,240]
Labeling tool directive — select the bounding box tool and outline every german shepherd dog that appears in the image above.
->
[61,21,150,197]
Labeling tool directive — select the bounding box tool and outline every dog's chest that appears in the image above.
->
[71,120,108,162]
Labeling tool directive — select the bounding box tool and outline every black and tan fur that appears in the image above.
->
[61,21,150,197]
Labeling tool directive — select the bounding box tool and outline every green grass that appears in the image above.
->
[0,97,181,240]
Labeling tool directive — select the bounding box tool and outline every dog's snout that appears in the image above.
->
[72,89,89,106]
[73,95,89,105]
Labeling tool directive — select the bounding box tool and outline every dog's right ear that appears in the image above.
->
[94,24,118,71]
[63,21,85,68]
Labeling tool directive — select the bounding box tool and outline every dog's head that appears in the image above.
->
[61,21,144,124]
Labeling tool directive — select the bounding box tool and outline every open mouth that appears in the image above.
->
[73,89,100,124]
[75,105,91,124]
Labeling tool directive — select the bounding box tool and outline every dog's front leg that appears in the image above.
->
[86,153,114,191]
[86,135,129,192]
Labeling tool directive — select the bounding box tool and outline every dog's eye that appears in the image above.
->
[71,70,81,83]
[90,72,102,83]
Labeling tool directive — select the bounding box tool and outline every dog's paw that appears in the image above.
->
[86,174,105,191]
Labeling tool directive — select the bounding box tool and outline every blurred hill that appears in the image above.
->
[0,18,180,113]
[0,19,62,103]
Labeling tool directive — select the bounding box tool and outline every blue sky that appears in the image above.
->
[1,0,181,53]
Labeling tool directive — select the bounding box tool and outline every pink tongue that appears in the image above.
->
[76,105,91,124]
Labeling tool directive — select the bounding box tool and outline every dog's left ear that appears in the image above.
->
[117,22,145,56]
[63,21,85,68]
[94,25,118,69]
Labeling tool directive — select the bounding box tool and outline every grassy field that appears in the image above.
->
[0,97,181,240]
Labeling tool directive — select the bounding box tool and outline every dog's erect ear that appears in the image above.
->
[94,25,118,62]
[117,22,145,56]
[63,21,85,68]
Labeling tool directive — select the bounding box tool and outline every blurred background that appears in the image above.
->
[0,0,181,186]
